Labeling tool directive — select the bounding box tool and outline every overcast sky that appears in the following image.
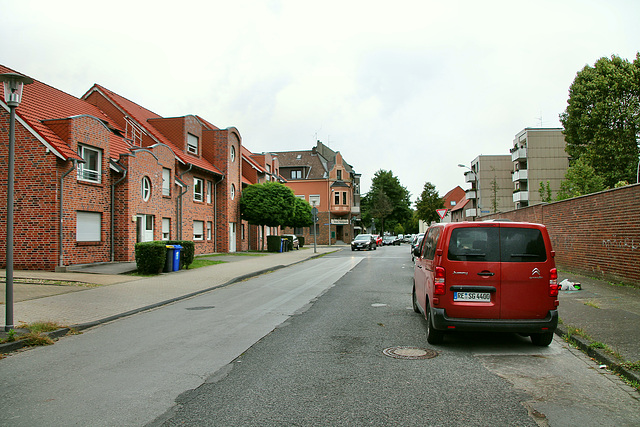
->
[2,0,639,203]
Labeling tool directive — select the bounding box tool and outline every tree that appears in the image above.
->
[556,157,606,200]
[362,170,412,233]
[239,181,297,249]
[559,53,640,187]
[284,197,313,229]
[489,167,499,213]
[367,188,393,234]
[415,182,443,225]
[538,181,552,203]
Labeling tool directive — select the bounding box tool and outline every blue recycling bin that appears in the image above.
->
[164,245,175,272]
[172,245,183,271]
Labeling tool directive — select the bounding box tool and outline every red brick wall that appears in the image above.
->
[483,184,640,286]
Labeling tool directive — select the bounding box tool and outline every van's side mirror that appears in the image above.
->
[413,247,421,257]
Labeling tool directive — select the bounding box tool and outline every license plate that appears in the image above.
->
[454,292,491,302]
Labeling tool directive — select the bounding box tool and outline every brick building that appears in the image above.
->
[275,141,361,245]
[0,65,258,270]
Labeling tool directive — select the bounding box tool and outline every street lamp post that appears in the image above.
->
[1,73,33,331]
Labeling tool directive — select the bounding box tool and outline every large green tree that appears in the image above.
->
[559,53,640,187]
[556,157,606,200]
[284,197,314,229]
[362,170,412,233]
[415,181,444,224]
[239,181,297,249]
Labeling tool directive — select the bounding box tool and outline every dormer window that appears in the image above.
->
[337,170,342,180]
[187,133,199,155]
[77,144,102,183]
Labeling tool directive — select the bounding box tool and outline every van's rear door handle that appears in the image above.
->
[477,271,495,276]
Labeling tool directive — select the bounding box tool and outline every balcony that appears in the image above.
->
[351,206,360,214]
[511,147,527,162]
[465,189,476,199]
[465,208,477,218]
[330,205,351,216]
[513,191,529,203]
[464,171,476,183]
[512,169,528,182]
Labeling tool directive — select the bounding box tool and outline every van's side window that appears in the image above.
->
[422,227,441,260]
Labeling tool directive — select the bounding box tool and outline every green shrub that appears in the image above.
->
[135,241,167,274]
[267,235,283,252]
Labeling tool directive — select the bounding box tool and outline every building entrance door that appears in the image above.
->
[136,215,154,243]
[229,222,236,252]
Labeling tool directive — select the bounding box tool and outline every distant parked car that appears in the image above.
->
[282,234,299,250]
[351,234,377,251]
[372,234,382,246]
[382,235,399,246]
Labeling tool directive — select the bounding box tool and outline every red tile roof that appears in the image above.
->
[1,64,128,161]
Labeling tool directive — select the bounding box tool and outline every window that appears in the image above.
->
[77,145,102,183]
[206,180,212,204]
[162,218,170,240]
[296,195,305,200]
[141,176,151,201]
[342,191,347,205]
[193,220,204,240]
[337,170,342,180]
[334,192,340,205]
[230,183,236,200]
[187,133,199,155]
[230,145,236,162]
[291,170,302,179]
[309,195,320,207]
[76,211,101,242]
[194,178,204,202]
[162,168,171,196]
[207,221,212,240]
[241,224,245,240]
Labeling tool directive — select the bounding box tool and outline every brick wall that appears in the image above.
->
[483,183,640,286]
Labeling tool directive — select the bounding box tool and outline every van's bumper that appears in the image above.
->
[431,308,558,333]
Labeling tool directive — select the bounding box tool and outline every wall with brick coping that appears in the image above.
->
[482,183,640,286]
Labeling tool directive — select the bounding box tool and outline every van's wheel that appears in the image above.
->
[530,331,554,346]
[426,304,444,345]
[412,283,420,313]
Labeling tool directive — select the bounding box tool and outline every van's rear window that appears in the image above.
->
[447,227,546,262]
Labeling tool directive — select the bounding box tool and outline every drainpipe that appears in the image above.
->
[213,175,224,252]
[58,160,77,269]
[178,164,192,240]
[110,160,128,262]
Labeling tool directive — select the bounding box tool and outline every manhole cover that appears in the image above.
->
[186,306,215,311]
[382,346,438,360]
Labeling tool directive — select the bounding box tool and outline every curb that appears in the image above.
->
[1,251,334,355]
[555,324,640,386]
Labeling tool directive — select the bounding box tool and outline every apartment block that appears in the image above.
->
[462,155,513,218]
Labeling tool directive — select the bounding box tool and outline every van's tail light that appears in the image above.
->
[434,266,446,295]
[549,268,558,297]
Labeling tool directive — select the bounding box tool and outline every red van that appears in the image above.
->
[412,221,559,346]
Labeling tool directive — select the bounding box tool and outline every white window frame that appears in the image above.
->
[77,145,102,183]
[162,168,171,196]
[207,221,212,240]
[76,211,101,242]
[193,220,204,241]
[206,180,212,204]
[291,170,302,179]
[309,195,320,207]
[142,176,151,201]
[162,218,170,240]
[230,183,236,200]
[187,133,199,155]
[194,177,204,202]
[230,145,236,162]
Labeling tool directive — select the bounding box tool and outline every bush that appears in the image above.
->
[165,240,195,269]
[298,236,305,248]
[267,235,283,252]
[135,241,167,274]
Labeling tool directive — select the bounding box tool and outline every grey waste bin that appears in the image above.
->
[164,245,175,272]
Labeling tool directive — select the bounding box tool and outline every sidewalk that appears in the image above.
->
[0,246,339,343]
[1,249,638,385]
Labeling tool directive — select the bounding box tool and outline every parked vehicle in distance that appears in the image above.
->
[372,234,382,246]
[382,235,400,246]
[351,234,377,251]
[412,221,558,346]
[411,233,424,261]
[282,234,299,250]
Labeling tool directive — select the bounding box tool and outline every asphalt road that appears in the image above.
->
[1,246,638,426]
[154,246,640,426]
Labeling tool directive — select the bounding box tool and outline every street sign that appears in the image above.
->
[436,209,448,220]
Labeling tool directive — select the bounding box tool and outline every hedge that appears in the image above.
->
[134,240,195,274]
